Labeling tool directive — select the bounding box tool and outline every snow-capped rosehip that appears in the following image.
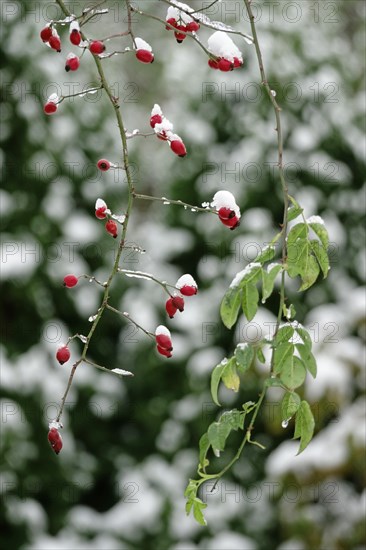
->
[49,29,61,52]
[220,215,240,230]
[63,274,78,288]
[56,345,71,365]
[150,114,162,128]
[218,58,233,72]
[134,37,154,64]
[157,345,172,358]
[105,219,118,238]
[65,53,80,72]
[154,118,173,141]
[212,190,241,230]
[69,21,81,46]
[97,159,111,171]
[166,17,177,30]
[48,427,63,454]
[176,274,197,296]
[186,21,200,32]
[165,298,178,319]
[169,135,187,157]
[233,57,243,68]
[207,31,243,70]
[44,101,58,115]
[155,325,173,351]
[89,40,105,55]
[218,207,236,220]
[172,295,184,311]
[40,25,52,42]
[95,198,108,219]
[175,25,187,43]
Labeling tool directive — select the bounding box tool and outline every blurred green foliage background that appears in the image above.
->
[1,1,365,549]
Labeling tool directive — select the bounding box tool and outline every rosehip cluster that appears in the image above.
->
[48,426,63,454]
[155,325,173,358]
[150,104,187,157]
[94,198,124,239]
[165,6,200,43]
[165,274,197,318]
[134,37,154,64]
[211,190,241,230]
[40,25,61,52]
[207,31,244,72]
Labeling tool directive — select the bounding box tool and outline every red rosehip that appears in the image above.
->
[150,114,163,128]
[97,159,111,171]
[180,285,197,296]
[89,40,105,55]
[95,207,107,219]
[48,428,63,454]
[176,274,197,296]
[136,49,154,63]
[63,274,78,288]
[220,216,240,230]
[166,17,177,30]
[44,102,58,115]
[170,139,187,158]
[218,207,236,220]
[155,326,173,351]
[165,298,178,319]
[49,35,61,52]
[218,58,234,72]
[233,57,243,68]
[40,26,53,42]
[208,58,219,70]
[56,345,70,365]
[70,29,82,46]
[157,345,172,358]
[175,25,187,43]
[105,219,118,238]
[65,54,80,72]
[186,21,200,32]
[172,295,184,311]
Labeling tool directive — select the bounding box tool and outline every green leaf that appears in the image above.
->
[234,343,254,374]
[287,205,304,222]
[184,479,198,500]
[298,254,320,291]
[207,409,243,454]
[273,342,294,375]
[262,263,282,302]
[294,400,315,454]
[287,223,308,246]
[198,433,210,472]
[295,326,312,350]
[220,286,242,329]
[296,343,317,378]
[221,358,240,392]
[274,325,294,345]
[254,245,276,264]
[283,303,296,320]
[280,356,306,389]
[192,498,207,526]
[210,360,227,406]
[242,283,259,321]
[308,221,329,249]
[310,240,330,278]
[238,263,262,287]
[265,377,285,388]
[281,391,301,420]
[287,238,310,278]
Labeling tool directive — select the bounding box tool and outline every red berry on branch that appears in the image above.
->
[65,53,80,72]
[218,207,236,220]
[233,57,243,68]
[172,295,184,311]
[186,21,200,32]
[136,49,154,64]
[89,40,105,55]
[208,58,219,70]
[170,139,187,157]
[56,345,71,365]
[49,33,61,52]
[48,427,63,454]
[220,216,240,230]
[176,274,198,296]
[157,345,172,358]
[218,58,234,72]
[155,325,173,351]
[70,29,81,46]
[63,274,78,288]
[166,17,177,30]
[97,159,111,171]
[175,25,187,43]
[40,26,52,42]
[165,298,178,319]
[105,219,118,238]
[44,101,58,115]
[150,114,163,128]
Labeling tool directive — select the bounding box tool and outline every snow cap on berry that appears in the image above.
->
[154,118,173,140]
[151,104,163,117]
[176,274,197,295]
[207,31,243,64]
[95,198,108,219]
[166,4,195,25]
[134,37,153,52]
[69,21,80,33]
[211,190,241,219]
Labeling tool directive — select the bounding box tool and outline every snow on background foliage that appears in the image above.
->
[1,1,365,549]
